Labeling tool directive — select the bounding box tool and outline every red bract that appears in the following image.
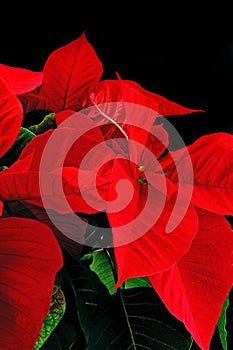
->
[87,77,204,116]
[0,218,63,350]
[17,33,103,114]
[0,114,110,214]
[149,208,233,350]
[0,63,42,94]
[0,79,23,158]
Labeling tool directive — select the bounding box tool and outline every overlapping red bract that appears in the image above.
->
[0,81,63,349]
[0,32,233,350]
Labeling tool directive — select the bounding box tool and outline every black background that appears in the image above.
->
[1,4,232,349]
[0,4,232,143]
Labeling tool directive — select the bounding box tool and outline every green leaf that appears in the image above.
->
[124,276,152,289]
[82,249,152,295]
[34,283,66,350]
[0,127,35,167]
[218,295,229,350]
[83,249,117,295]
[68,261,193,350]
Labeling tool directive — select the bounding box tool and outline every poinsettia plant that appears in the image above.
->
[0,32,232,350]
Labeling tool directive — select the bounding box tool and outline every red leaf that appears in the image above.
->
[0,121,110,214]
[108,157,198,286]
[128,124,169,167]
[0,79,23,157]
[17,87,49,114]
[0,154,102,216]
[86,88,167,158]
[2,200,84,261]
[88,79,159,113]
[39,32,103,112]
[149,208,233,350]
[0,63,42,94]
[119,79,204,116]
[54,109,75,126]
[161,132,233,215]
[0,217,63,349]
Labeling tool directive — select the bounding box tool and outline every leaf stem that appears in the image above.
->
[89,96,129,140]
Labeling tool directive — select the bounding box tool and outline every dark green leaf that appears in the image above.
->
[0,127,35,167]
[69,262,193,350]
[39,321,77,350]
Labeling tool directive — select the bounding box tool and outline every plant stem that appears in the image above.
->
[90,96,129,140]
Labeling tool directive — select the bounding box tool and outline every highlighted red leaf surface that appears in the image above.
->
[18,33,103,114]
[0,217,63,350]
[149,209,233,350]
[39,32,103,112]
[0,79,23,157]
[0,63,42,94]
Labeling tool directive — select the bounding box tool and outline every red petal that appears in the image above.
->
[162,132,233,215]
[39,32,103,112]
[0,78,23,157]
[149,209,233,350]
[0,217,63,349]
[0,63,42,94]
